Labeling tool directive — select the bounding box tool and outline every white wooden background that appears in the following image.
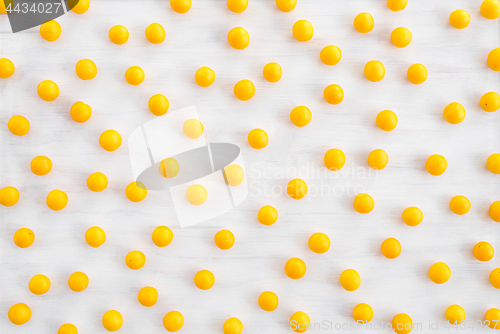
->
[1,0,500,333]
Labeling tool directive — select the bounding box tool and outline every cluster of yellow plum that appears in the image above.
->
[2,114,244,331]
[256,181,500,332]
[7,224,181,332]
[243,3,500,157]
[8,271,89,328]
[10,221,238,332]
[255,0,500,332]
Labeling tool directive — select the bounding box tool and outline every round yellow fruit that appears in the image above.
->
[263,62,282,82]
[387,0,407,11]
[125,66,145,85]
[308,233,330,253]
[71,0,89,14]
[426,154,447,176]
[353,303,373,324]
[194,270,215,290]
[102,310,123,332]
[368,149,389,170]
[37,80,59,101]
[354,12,374,33]
[108,25,129,45]
[46,190,68,211]
[159,158,180,178]
[258,205,278,225]
[391,27,412,47]
[0,186,19,207]
[392,313,412,334]
[227,27,250,49]
[402,207,423,226]
[473,241,494,261]
[126,250,146,270]
[75,59,97,80]
[70,101,92,123]
[480,92,500,112]
[234,79,255,100]
[340,269,361,291]
[276,0,296,12]
[490,268,500,289]
[365,61,385,82]
[290,311,310,333]
[227,0,248,13]
[353,193,374,214]
[68,272,89,292]
[324,84,344,105]
[99,130,122,151]
[163,311,184,332]
[381,237,401,259]
[446,304,466,325]
[285,257,306,279]
[481,0,500,19]
[0,58,15,78]
[214,229,235,250]
[449,10,470,29]
[58,323,78,334]
[292,20,314,41]
[290,106,312,127]
[449,195,470,215]
[407,64,427,85]
[195,66,215,87]
[85,226,106,247]
[320,45,342,66]
[183,119,204,139]
[148,94,169,116]
[485,308,500,329]
[145,23,166,44]
[8,115,30,136]
[152,226,173,247]
[287,178,307,199]
[258,291,278,311]
[222,318,243,334]
[223,317,243,334]
[8,303,31,325]
[40,20,61,42]
[87,172,108,192]
[138,286,158,307]
[14,228,35,248]
[323,148,345,170]
[489,201,500,222]
[30,156,51,176]
[0,0,10,14]
[444,102,465,124]
[29,274,51,295]
[224,164,244,186]
[375,110,398,131]
[186,184,207,205]
[428,262,451,284]
[248,129,268,149]
[170,0,191,13]
[488,48,500,71]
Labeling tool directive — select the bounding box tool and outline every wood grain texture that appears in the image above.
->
[0,0,499,333]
